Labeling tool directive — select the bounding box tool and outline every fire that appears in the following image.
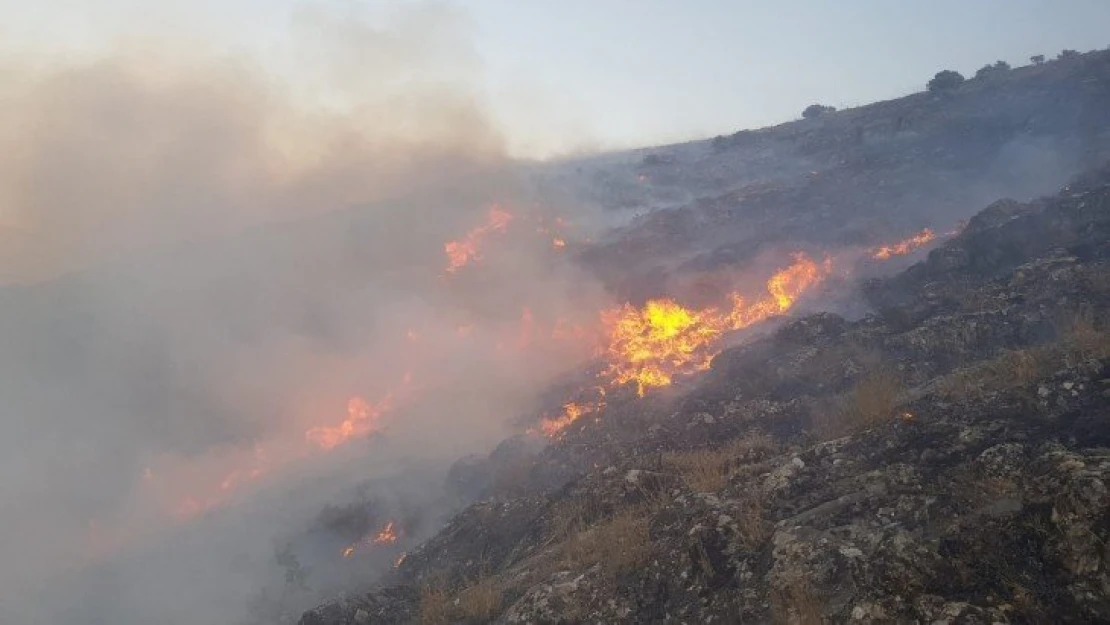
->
[870,228,936,260]
[342,521,399,558]
[601,299,727,395]
[540,395,602,437]
[394,552,407,568]
[373,521,398,544]
[601,254,830,395]
[445,206,513,273]
[305,395,390,450]
[552,237,566,249]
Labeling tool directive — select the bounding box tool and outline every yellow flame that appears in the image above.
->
[601,253,829,395]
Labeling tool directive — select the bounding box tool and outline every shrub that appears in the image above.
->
[975,60,1011,79]
[927,69,965,92]
[1030,54,1045,65]
[1058,49,1080,60]
[802,104,836,119]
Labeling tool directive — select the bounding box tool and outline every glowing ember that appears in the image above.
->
[601,253,830,395]
[552,237,566,249]
[394,552,407,568]
[870,228,936,260]
[342,545,356,558]
[306,395,390,450]
[445,206,513,273]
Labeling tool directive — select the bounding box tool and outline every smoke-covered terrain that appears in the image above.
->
[1,11,1108,623]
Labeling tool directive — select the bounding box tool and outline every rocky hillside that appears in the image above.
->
[300,163,1110,623]
[561,49,1110,303]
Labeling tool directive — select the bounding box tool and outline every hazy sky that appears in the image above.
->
[2,0,1108,156]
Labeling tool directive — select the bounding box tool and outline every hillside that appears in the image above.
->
[555,49,1110,303]
[297,53,1110,625]
[4,48,1109,625]
[301,155,1110,625]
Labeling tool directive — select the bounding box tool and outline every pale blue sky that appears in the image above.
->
[2,0,1108,155]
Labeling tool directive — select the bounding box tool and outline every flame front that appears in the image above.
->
[305,395,391,450]
[601,253,830,395]
[870,228,936,260]
[445,206,513,273]
[539,388,606,437]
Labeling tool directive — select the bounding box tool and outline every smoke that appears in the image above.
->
[0,5,607,624]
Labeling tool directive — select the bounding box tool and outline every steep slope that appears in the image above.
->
[301,165,1110,623]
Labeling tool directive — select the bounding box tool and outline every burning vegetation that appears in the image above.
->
[600,253,831,396]
[444,206,514,273]
[306,395,392,451]
[145,214,950,524]
[341,521,400,558]
[869,228,936,260]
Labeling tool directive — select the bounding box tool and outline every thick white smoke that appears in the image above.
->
[0,5,608,624]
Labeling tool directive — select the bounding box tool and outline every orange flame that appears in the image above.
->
[394,552,407,568]
[601,253,830,395]
[373,521,398,545]
[870,228,936,260]
[445,206,513,273]
[342,520,399,558]
[540,401,592,437]
[306,395,390,450]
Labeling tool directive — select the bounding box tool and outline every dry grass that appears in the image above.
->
[559,509,652,579]
[771,577,824,625]
[991,349,1042,386]
[850,369,904,424]
[416,582,451,625]
[734,490,771,547]
[1060,309,1110,362]
[664,447,732,492]
[547,496,605,543]
[663,432,780,493]
[455,574,503,623]
[812,369,904,439]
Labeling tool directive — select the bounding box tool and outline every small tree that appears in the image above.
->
[1058,49,1080,60]
[1030,54,1045,65]
[802,104,836,119]
[975,60,1011,79]
[927,70,965,92]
